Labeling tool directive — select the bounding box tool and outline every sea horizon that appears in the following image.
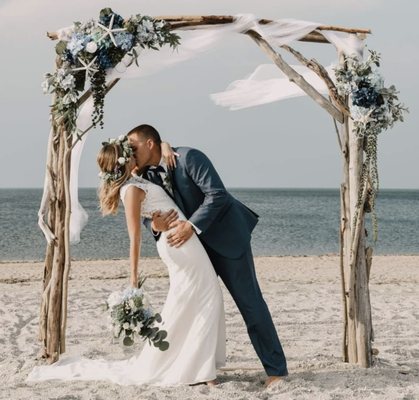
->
[1,187,418,262]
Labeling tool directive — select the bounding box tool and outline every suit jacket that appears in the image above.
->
[143,147,259,259]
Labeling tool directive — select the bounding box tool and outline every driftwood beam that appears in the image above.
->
[47,15,370,43]
[155,15,371,34]
[246,29,344,123]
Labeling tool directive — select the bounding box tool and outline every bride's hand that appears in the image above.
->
[161,141,179,170]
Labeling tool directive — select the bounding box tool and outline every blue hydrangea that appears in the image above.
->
[67,33,90,58]
[97,49,113,69]
[114,32,134,51]
[352,87,383,108]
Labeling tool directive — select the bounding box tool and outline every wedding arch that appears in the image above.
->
[37,9,405,367]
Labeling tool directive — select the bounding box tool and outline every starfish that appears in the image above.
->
[72,56,99,83]
[97,14,126,47]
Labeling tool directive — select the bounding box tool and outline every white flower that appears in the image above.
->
[85,41,98,54]
[61,74,75,90]
[142,19,155,32]
[123,322,130,329]
[118,134,126,141]
[107,291,123,308]
[118,157,126,165]
[109,138,116,144]
[122,287,143,300]
[57,26,74,41]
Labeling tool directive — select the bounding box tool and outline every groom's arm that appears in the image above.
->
[184,148,229,234]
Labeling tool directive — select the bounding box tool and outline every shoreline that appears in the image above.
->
[2,253,419,265]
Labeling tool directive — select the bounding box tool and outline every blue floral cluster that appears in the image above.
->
[67,32,91,58]
[114,32,134,51]
[352,80,384,108]
[99,10,124,28]
[45,8,180,134]
[97,49,113,69]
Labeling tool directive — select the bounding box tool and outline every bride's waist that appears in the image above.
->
[143,207,186,220]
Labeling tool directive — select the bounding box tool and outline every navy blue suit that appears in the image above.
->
[143,147,287,376]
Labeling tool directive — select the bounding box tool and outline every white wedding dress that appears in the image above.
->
[27,175,226,386]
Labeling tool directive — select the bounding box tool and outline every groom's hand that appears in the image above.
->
[167,221,194,247]
[151,209,179,232]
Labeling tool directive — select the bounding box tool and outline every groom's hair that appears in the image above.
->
[127,124,162,144]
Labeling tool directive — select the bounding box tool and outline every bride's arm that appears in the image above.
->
[123,186,146,288]
[161,141,179,170]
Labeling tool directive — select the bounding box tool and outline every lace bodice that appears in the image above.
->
[120,175,183,219]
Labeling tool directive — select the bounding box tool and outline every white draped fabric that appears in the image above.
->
[63,15,363,243]
[211,64,336,110]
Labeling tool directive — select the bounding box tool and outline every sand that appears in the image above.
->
[0,255,418,400]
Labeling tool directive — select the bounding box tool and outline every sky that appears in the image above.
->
[0,0,417,189]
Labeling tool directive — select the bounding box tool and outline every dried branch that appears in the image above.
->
[246,29,344,123]
[281,44,350,117]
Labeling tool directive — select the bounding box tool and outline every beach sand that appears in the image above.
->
[0,255,418,400]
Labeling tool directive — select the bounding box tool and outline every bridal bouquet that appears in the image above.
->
[106,277,169,351]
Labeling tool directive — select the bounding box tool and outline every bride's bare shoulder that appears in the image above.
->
[120,177,147,203]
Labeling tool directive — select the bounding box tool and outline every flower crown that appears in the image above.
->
[99,135,133,183]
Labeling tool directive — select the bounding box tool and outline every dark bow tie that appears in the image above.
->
[149,165,166,174]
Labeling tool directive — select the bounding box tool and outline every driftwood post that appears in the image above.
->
[40,15,374,366]
[338,49,374,367]
[38,56,73,362]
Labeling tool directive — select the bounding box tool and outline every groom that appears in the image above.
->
[127,124,288,385]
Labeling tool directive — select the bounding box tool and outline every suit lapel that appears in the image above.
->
[145,168,177,202]
[167,162,186,215]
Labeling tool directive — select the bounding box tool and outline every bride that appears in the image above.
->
[27,136,226,386]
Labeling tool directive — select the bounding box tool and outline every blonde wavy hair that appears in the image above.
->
[97,143,133,215]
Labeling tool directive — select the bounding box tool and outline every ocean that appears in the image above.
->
[1,188,418,261]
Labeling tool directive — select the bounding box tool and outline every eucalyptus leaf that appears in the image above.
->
[154,313,162,323]
[158,341,169,351]
[55,41,67,56]
[123,336,134,346]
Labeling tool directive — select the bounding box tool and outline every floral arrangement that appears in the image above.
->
[42,8,180,134]
[334,50,407,239]
[106,276,169,350]
[99,135,133,182]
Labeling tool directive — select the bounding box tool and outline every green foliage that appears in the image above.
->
[334,51,408,241]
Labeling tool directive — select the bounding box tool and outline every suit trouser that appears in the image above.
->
[204,243,288,376]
